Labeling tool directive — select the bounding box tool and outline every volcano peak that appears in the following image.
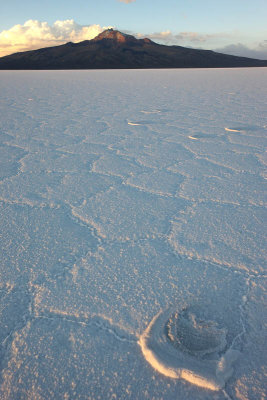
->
[93,29,136,43]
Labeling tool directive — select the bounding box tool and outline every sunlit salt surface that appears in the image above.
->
[0,68,266,400]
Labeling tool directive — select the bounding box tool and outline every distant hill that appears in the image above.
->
[0,28,266,70]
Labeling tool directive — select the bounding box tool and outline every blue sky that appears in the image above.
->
[0,0,266,58]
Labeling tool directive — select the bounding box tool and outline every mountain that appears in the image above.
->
[0,28,266,70]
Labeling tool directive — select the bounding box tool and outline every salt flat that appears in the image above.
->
[0,68,266,399]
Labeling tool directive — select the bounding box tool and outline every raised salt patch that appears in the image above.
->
[139,308,240,391]
[225,125,262,133]
[128,122,142,126]
[140,110,161,114]
[224,128,242,133]
[188,135,199,140]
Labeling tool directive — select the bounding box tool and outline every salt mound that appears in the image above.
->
[139,308,239,391]
[224,125,262,133]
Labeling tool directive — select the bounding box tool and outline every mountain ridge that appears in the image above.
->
[0,28,266,70]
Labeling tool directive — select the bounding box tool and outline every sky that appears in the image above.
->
[0,0,266,59]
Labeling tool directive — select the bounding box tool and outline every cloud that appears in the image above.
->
[137,30,228,44]
[215,41,267,60]
[119,0,136,3]
[137,30,267,59]
[0,20,112,57]
[136,30,172,41]
[175,32,218,42]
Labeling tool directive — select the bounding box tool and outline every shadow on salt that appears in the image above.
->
[139,307,240,391]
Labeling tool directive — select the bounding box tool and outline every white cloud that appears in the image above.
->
[175,32,213,42]
[215,41,267,60]
[136,30,267,59]
[119,0,136,3]
[0,20,112,57]
[136,30,172,41]
[137,30,229,44]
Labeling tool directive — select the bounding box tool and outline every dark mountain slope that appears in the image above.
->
[0,29,266,70]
